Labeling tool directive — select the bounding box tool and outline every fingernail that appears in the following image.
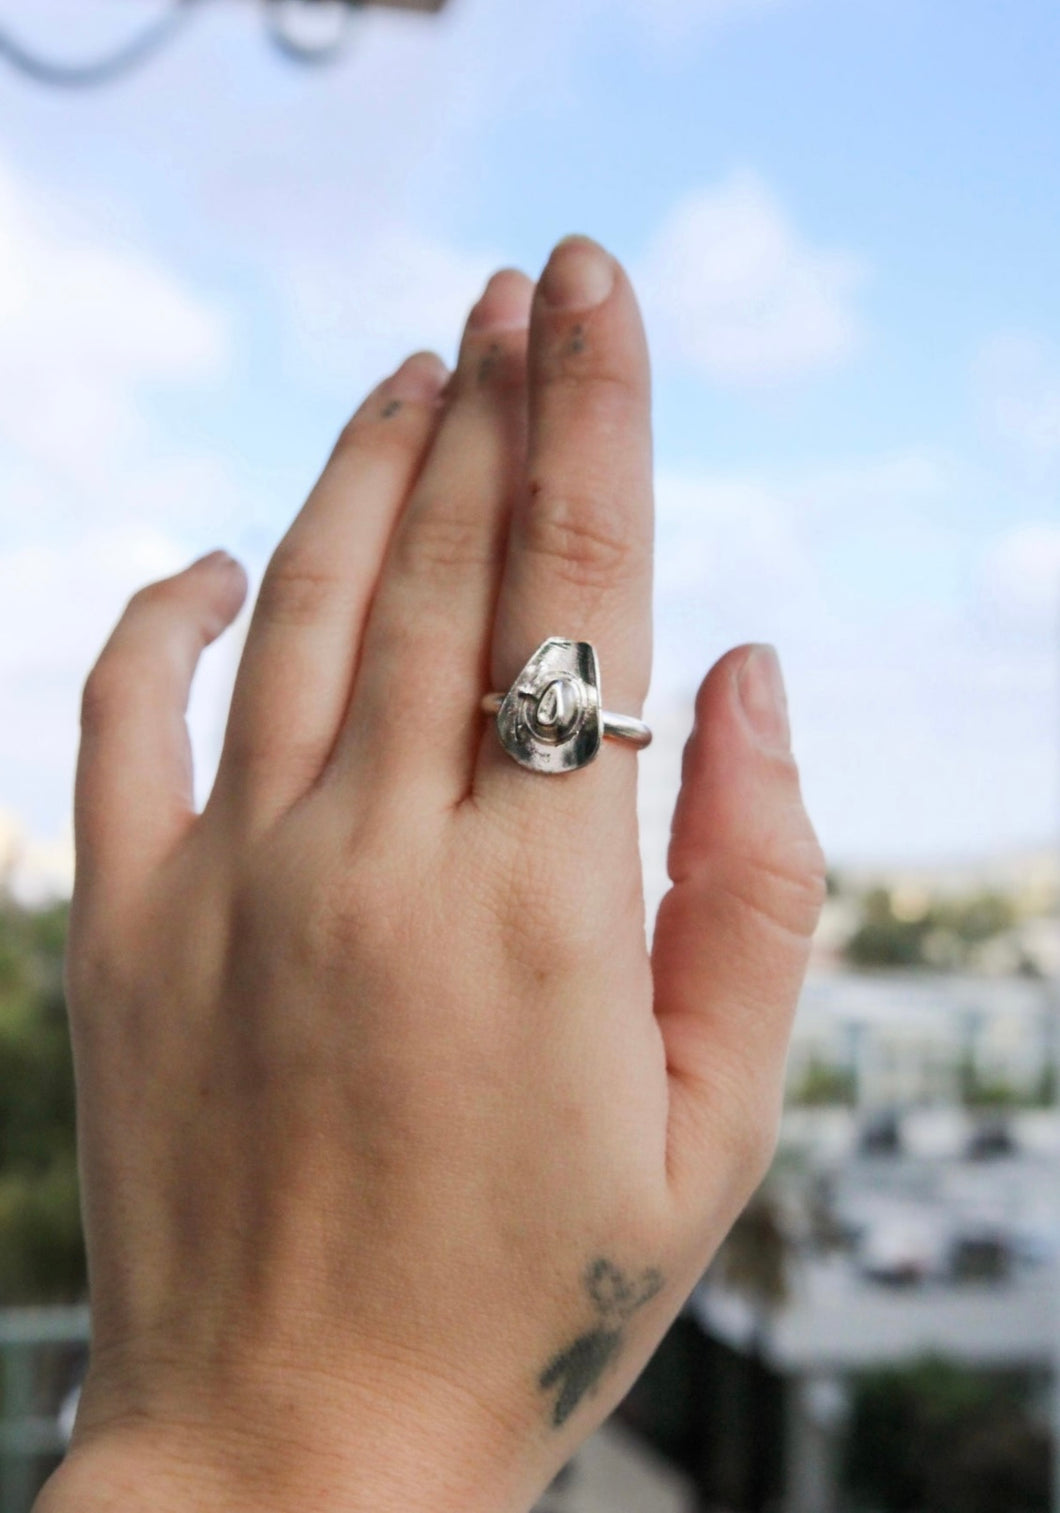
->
[737,645,791,752]
[467,268,533,331]
[540,235,615,310]
[388,350,449,402]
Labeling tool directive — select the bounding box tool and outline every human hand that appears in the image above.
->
[39,236,824,1513]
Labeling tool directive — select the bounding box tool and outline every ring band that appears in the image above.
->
[482,636,652,774]
[479,692,651,748]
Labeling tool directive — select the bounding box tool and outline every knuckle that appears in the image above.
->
[81,569,209,731]
[64,931,112,1006]
[492,856,611,984]
[309,863,403,972]
[771,832,829,936]
[226,728,323,792]
[64,918,141,1039]
[716,830,828,944]
[256,549,343,628]
[125,577,176,614]
[392,498,497,577]
[520,482,639,592]
[79,658,131,732]
[79,665,113,732]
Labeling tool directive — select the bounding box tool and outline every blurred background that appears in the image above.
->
[0,1,1058,1509]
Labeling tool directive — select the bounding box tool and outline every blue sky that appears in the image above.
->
[0,0,1058,903]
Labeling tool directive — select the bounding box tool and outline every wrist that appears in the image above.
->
[37,1431,535,1513]
[33,1365,546,1513]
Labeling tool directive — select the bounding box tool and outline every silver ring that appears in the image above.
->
[481,637,652,774]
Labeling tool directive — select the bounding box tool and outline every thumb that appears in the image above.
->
[74,551,247,900]
[652,643,826,1223]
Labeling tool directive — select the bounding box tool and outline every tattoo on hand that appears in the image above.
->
[538,1259,663,1428]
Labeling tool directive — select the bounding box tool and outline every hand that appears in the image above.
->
[39,236,825,1513]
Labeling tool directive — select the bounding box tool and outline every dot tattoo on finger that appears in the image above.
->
[477,341,502,385]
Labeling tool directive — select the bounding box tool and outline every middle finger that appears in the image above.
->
[331,269,534,807]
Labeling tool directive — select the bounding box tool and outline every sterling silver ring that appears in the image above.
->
[481,637,652,774]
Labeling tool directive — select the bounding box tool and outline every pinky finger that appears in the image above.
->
[73,551,247,899]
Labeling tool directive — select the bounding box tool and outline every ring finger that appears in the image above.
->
[210,351,448,832]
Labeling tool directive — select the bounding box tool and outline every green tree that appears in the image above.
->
[943,893,1016,945]
[843,1359,1049,1513]
[712,1186,790,1513]
[844,887,929,968]
[0,898,85,1303]
[789,1057,856,1107]
[843,887,1019,971]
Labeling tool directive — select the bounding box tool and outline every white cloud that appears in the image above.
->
[0,149,264,887]
[650,450,956,699]
[979,523,1060,633]
[638,172,867,384]
[639,453,1058,872]
[654,470,818,644]
[287,224,499,387]
[0,153,230,485]
[975,332,1060,477]
[0,8,1050,888]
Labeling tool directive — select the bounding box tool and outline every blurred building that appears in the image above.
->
[676,964,1060,1512]
[787,970,1059,1111]
[693,1093,1060,1511]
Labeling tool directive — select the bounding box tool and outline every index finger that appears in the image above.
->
[475,236,654,811]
